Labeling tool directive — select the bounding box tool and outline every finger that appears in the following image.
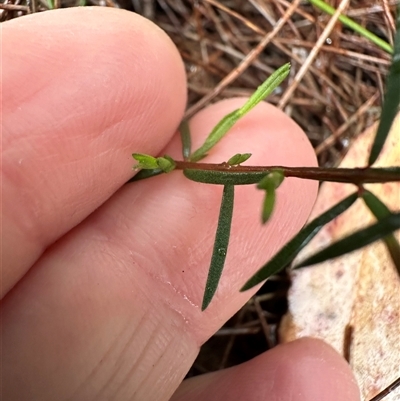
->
[2,100,318,401]
[1,7,186,297]
[171,338,360,401]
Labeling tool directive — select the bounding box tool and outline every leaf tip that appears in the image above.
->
[201,295,212,311]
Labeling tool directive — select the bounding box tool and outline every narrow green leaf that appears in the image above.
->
[294,212,400,269]
[132,153,159,170]
[257,171,285,223]
[227,153,252,166]
[240,192,358,291]
[190,64,291,162]
[260,187,276,224]
[184,168,269,185]
[179,119,192,160]
[189,109,240,162]
[368,7,400,165]
[128,168,163,182]
[362,189,400,275]
[237,63,291,116]
[308,0,393,54]
[384,235,400,277]
[202,185,235,310]
[362,189,395,220]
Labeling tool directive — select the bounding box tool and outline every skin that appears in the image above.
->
[1,7,361,401]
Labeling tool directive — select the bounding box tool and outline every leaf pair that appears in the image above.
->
[241,190,400,291]
[132,153,176,173]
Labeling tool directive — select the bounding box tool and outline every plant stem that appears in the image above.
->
[174,161,400,185]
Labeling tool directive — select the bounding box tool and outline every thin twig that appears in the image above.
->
[278,0,351,108]
[368,377,400,401]
[174,161,400,184]
[316,92,380,155]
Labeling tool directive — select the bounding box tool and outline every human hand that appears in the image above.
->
[2,7,360,401]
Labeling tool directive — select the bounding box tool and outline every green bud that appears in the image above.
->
[157,155,176,173]
[257,171,284,190]
[132,153,159,170]
[227,153,252,166]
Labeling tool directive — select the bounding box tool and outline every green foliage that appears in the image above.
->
[257,171,285,224]
[189,63,291,162]
[368,9,400,165]
[132,153,159,170]
[227,153,252,166]
[179,119,192,160]
[202,185,235,311]
[241,192,358,290]
[132,153,176,173]
[362,190,400,274]
[308,0,393,54]
[183,168,270,185]
[294,213,400,269]
[130,13,400,310]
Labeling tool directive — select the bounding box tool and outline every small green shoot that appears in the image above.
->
[227,153,252,166]
[189,63,291,162]
[132,153,159,170]
[133,153,176,173]
[257,171,285,224]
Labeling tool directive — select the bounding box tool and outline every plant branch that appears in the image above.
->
[174,161,400,185]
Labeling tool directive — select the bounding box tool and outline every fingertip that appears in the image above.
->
[272,338,361,401]
[172,338,360,401]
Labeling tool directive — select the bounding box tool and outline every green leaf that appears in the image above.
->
[184,169,269,185]
[179,119,192,160]
[189,109,240,162]
[227,153,252,166]
[132,153,158,170]
[294,212,400,269]
[240,192,358,291]
[202,185,235,310]
[130,154,175,179]
[368,7,400,165]
[260,187,276,224]
[257,171,285,223]
[362,189,395,220]
[237,63,291,116]
[190,64,291,162]
[308,0,393,54]
[257,171,284,190]
[128,168,163,183]
[362,189,400,275]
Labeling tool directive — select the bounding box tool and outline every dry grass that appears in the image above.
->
[2,0,397,382]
